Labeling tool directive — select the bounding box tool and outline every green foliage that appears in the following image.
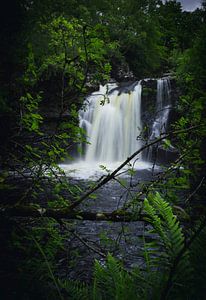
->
[6,14,117,207]
[1,1,206,300]
[143,193,191,298]
[190,225,206,298]
[5,19,112,207]
[70,194,205,300]
[172,14,206,195]
[20,92,43,133]
[58,279,89,300]
[38,16,114,88]
[53,193,205,300]
[8,218,65,299]
[92,254,141,300]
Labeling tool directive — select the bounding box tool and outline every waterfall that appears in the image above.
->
[147,77,171,161]
[79,82,142,163]
[60,77,173,178]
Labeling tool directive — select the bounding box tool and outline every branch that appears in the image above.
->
[122,151,188,211]
[68,125,202,210]
[67,227,106,258]
[0,205,147,222]
[185,176,205,204]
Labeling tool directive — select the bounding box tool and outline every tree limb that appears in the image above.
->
[68,125,202,210]
[0,205,147,222]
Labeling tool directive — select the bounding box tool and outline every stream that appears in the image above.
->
[58,163,161,282]
[57,77,172,281]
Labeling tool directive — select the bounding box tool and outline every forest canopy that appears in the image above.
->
[0,0,206,299]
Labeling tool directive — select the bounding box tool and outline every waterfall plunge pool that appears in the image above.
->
[51,78,173,281]
[59,160,156,180]
[59,78,171,180]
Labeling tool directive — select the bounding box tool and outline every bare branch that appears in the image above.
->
[185,176,205,204]
[0,205,146,222]
[68,125,202,210]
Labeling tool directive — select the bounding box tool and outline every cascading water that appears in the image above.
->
[79,82,142,163]
[150,78,171,139]
[61,77,172,178]
[147,77,171,161]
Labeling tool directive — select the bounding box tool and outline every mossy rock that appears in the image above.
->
[142,87,157,97]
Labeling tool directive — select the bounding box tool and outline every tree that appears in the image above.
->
[0,1,206,299]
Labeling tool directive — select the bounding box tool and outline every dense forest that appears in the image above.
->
[0,0,206,299]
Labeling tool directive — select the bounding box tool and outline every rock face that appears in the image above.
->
[141,79,158,138]
[111,60,137,82]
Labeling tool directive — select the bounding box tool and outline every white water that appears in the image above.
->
[147,78,171,161]
[60,160,153,179]
[80,82,142,162]
[150,78,171,139]
[60,79,171,179]
[61,82,154,179]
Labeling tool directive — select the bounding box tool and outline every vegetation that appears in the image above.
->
[0,0,206,299]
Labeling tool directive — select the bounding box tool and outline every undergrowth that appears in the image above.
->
[3,193,205,300]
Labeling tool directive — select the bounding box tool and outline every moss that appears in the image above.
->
[142,87,157,97]
[148,103,156,113]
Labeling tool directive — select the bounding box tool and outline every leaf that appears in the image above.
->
[89,194,97,200]
[163,138,171,149]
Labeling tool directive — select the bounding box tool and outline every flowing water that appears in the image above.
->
[58,78,172,281]
[80,82,142,162]
[147,77,172,161]
[150,77,171,140]
[61,78,171,178]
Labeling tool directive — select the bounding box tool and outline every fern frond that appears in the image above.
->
[92,254,145,300]
[145,193,185,259]
[143,192,192,299]
[58,279,90,300]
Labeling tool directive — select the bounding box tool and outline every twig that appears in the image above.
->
[185,176,205,204]
[68,228,106,258]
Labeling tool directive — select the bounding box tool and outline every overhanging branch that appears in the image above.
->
[0,205,146,222]
[68,125,202,210]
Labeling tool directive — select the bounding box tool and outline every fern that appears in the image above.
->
[58,279,90,300]
[143,192,192,299]
[55,199,206,300]
[92,254,145,300]
[145,192,185,258]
